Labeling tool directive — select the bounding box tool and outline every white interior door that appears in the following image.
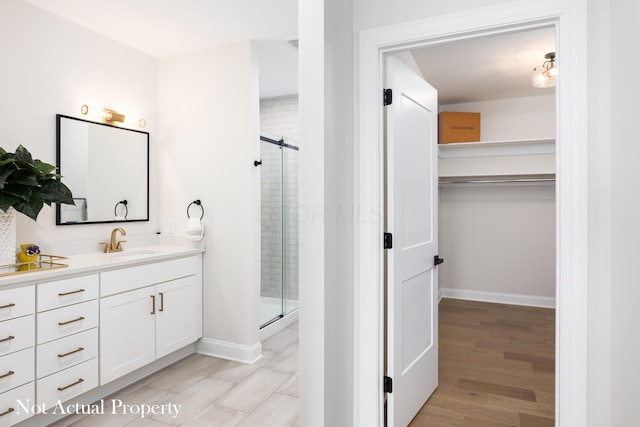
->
[385,55,439,427]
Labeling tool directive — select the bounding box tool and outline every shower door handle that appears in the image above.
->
[254,159,262,167]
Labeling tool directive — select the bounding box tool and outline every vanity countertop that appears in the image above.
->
[0,244,204,288]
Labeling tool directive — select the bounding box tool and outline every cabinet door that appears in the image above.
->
[100,287,155,385]
[156,276,198,359]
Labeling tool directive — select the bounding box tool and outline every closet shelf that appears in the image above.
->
[438,138,555,159]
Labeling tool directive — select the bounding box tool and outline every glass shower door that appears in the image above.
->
[259,136,299,328]
[283,145,299,314]
[259,141,284,326]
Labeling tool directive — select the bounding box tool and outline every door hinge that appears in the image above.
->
[434,255,444,265]
[384,376,393,393]
[384,232,393,249]
[383,88,393,106]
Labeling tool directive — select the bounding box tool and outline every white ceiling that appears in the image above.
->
[410,27,556,105]
[24,0,299,98]
[24,0,298,58]
[22,1,552,103]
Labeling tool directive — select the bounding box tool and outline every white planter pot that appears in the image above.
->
[0,207,17,272]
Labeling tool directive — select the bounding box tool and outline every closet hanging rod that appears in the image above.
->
[439,177,556,185]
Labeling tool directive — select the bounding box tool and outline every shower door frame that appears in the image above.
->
[260,135,300,328]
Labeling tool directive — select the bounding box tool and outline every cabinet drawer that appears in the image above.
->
[37,301,98,345]
[0,382,34,427]
[37,275,98,312]
[0,348,34,395]
[36,358,98,407]
[0,287,34,322]
[0,316,34,357]
[101,256,197,297]
[37,329,98,379]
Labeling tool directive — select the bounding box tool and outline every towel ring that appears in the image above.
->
[114,200,128,219]
[187,200,204,220]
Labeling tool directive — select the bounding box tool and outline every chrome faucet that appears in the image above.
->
[102,227,127,253]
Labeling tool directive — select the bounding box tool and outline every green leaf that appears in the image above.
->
[41,179,74,205]
[6,170,39,187]
[2,183,32,201]
[0,157,16,168]
[0,145,74,218]
[33,159,57,175]
[13,145,33,163]
[13,191,43,220]
[0,170,12,188]
[0,193,21,212]
[13,160,40,175]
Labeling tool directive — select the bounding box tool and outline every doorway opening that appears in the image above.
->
[356,3,588,426]
[383,26,557,426]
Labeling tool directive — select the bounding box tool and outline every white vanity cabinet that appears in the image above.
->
[99,255,201,385]
[0,286,35,427]
[35,275,100,407]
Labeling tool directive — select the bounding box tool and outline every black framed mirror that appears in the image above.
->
[56,114,149,225]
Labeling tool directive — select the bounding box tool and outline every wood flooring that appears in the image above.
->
[409,298,555,427]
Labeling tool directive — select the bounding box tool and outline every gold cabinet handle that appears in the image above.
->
[0,303,15,310]
[57,378,84,391]
[58,289,85,297]
[58,316,85,326]
[0,371,14,379]
[150,295,156,315]
[0,408,14,417]
[58,347,84,358]
[159,292,164,312]
[0,336,15,343]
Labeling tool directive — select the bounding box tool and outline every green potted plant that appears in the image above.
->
[0,145,74,269]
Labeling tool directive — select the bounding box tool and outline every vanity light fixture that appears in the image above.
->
[80,105,146,128]
[103,108,125,124]
[532,52,556,88]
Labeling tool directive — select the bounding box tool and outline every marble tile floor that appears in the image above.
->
[52,321,299,427]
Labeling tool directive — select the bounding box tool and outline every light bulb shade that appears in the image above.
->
[532,65,556,88]
[532,52,556,88]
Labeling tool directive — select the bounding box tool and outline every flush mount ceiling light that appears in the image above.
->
[80,105,146,128]
[532,52,556,88]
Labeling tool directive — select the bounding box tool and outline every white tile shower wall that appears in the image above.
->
[261,143,283,300]
[260,96,299,308]
[260,96,300,144]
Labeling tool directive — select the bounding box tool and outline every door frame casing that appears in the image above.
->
[355,1,588,426]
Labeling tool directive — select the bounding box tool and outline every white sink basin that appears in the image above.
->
[106,249,163,261]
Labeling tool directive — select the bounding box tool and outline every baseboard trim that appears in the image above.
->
[197,338,262,364]
[440,288,555,308]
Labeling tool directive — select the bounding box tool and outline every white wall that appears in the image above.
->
[353,0,512,30]
[609,0,640,424]
[299,0,355,425]
[0,0,159,248]
[439,184,556,301]
[441,95,556,141]
[586,0,611,424]
[299,1,326,424]
[158,42,261,352]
